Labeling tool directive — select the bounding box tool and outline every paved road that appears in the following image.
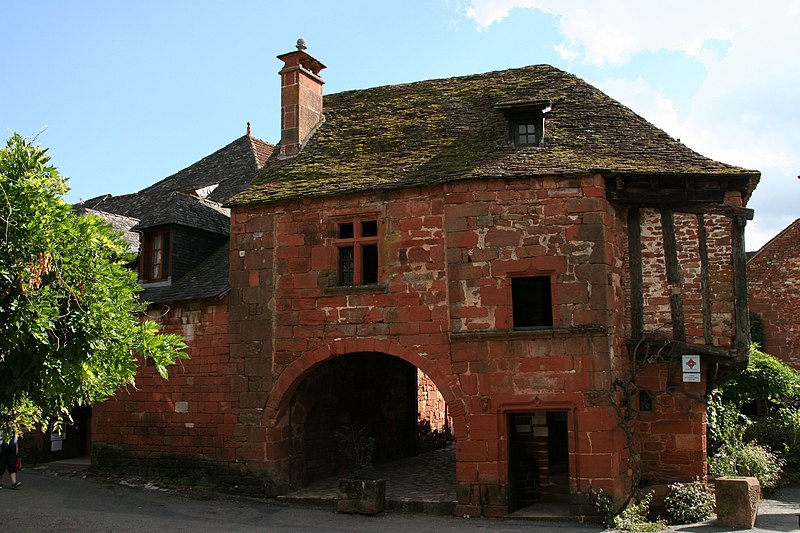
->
[1,469,797,532]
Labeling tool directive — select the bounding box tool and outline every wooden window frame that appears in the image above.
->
[511,113,544,147]
[140,227,171,282]
[333,218,380,287]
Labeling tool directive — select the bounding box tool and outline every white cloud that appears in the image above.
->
[463,0,800,248]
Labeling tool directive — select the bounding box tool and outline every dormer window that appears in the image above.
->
[513,116,542,147]
[495,99,551,148]
[141,227,171,282]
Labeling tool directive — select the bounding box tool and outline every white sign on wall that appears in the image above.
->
[682,355,701,383]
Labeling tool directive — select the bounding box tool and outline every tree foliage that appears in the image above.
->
[0,133,186,428]
[720,347,800,408]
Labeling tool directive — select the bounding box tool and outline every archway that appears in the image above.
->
[266,349,460,491]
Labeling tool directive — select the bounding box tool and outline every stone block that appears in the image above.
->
[336,478,386,515]
[715,476,760,529]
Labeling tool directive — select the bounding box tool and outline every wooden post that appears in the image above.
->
[731,215,750,357]
[627,208,644,340]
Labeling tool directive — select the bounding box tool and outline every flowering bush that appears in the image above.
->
[591,488,616,528]
[664,479,715,524]
[709,441,784,490]
[612,493,667,532]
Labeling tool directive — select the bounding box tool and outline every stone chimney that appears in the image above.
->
[277,39,326,157]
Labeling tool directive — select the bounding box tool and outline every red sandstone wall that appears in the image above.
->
[229,173,637,515]
[635,363,707,484]
[747,220,800,368]
[92,300,235,462]
[418,369,449,431]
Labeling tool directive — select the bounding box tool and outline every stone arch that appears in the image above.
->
[262,337,467,440]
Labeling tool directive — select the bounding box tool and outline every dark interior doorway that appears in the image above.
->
[508,411,570,512]
[292,352,419,486]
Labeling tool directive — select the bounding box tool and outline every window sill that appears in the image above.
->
[323,282,389,295]
[450,325,607,342]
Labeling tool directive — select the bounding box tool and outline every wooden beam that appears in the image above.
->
[607,189,725,206]
[661,209,686,341]
[731,215,750,357]
[676,204,754,220]
[627,208,644,339]
[696,214,713,345]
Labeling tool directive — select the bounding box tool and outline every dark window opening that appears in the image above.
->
[339,222,354,239]
[361,220,378,237]
[513,117,542,147]
[338,246,354,285]
[639,390,653,412]
[141,228,171,282]
[362,244,378,284]
[334,218,380,286]
[512,276,553,329]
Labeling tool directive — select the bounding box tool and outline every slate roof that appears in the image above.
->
[230,64,759,206]
[77,133,272,304]
[81,134,272,222]
[139,243,230,303]
[132,192,230,235]
[76,207,140,252]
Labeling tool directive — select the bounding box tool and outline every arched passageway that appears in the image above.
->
[276,352,454,489]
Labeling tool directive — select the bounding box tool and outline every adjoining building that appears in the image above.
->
[747,218,800,369]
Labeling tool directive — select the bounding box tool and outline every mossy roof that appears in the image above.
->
[230,64,758,206]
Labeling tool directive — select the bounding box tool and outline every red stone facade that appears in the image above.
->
[747,219,800,368]
[219,175,743,515]
[90,51,755,517]
[93,301,241,469]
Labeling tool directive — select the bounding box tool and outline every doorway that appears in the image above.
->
[508,411,570,512]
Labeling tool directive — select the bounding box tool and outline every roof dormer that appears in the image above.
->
[494,99,552,148]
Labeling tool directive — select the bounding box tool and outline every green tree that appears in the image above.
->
[0,133,186,429]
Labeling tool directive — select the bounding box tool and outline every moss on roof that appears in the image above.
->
[230,65,758,206]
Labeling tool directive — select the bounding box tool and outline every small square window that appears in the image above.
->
[512,276,553,329]
[514,120,541,147]
[333,218,380,286]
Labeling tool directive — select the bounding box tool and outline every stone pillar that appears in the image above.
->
[715,476,760,529]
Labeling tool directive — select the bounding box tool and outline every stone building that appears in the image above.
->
[747,218,800,368]
[91,44,759,517]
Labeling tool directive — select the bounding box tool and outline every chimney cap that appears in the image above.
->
[277,42,326,78]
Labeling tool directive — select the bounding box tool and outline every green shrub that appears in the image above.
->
[744,407,800,483]
[664,479,715,524]
[612,493,667,532]
[721,348,800,409]
[709,442,785,490]
[707,390,751,456]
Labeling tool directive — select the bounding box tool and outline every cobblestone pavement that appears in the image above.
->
[280,443,457,510]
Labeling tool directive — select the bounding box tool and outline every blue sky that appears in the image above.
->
[3,0,798,250]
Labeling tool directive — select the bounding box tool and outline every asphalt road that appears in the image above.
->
[1,469,797,532]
